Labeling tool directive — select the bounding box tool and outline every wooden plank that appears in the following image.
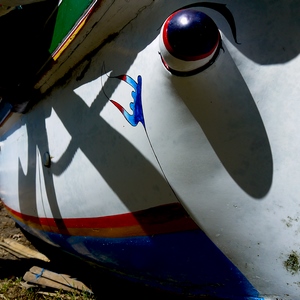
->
[28,266,93,293]
[3,238,50,262]
[20,281,38,289]
[0,242,26,258]
[24,271,75,292]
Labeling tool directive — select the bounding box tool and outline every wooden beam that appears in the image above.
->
[3,239,50,262]
[24,266,93,294]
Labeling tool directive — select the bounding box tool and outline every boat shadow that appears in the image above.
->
[0,252,190,300]
[170,45,273,199]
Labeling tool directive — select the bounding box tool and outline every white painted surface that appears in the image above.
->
[1,0,300,298]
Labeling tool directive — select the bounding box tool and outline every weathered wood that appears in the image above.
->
[36,291,57,296]
[20,281,38,289]
[24,271,76,292]
[3,239,50,262]
[0,242,26,258]
[25,266,93,293]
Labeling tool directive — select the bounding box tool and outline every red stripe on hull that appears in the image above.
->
[4,203,199,238]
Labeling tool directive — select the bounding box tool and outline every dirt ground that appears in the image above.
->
[0,199,38,272]
[0,199,98,299]
[0,199,185,300]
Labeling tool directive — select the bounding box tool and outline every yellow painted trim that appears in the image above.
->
[53,18,87,61]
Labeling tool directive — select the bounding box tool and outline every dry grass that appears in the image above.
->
[0,276,96,299]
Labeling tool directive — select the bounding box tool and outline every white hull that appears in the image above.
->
[1,1,300,298]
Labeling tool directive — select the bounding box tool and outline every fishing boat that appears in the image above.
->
[0,0,299,298]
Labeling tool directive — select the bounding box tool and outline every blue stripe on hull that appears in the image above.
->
[17,221,262,299]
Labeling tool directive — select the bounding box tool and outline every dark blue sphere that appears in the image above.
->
[163,9,219,61]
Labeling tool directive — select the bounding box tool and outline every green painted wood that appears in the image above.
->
[49,0,93,53]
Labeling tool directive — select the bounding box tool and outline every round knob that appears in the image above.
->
[159,9,220,76]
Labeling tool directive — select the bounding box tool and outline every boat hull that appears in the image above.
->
[7,203,260,299]
[1,1,300,299]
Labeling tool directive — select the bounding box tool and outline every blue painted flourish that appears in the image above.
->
[110,75,145,128]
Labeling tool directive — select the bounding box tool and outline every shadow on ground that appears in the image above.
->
[0,231,190,300]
